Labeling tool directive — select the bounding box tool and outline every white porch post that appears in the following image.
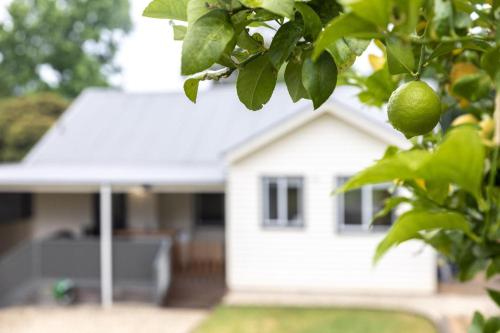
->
[100,184,113,307]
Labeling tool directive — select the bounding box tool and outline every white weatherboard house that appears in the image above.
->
[0,85,436,305]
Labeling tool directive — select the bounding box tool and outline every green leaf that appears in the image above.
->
[326,39,357,73]
[481,45,500,90]
[268,21,303,70]
[183,78,200,103]
[173,25,187,40]
[302,52,338,109]
[238,0,295,18]
[424,179,449,204]
[421,126,485,200]
[427,42,457,62]
[340,0,391,27]
[295,2,322,40]
[484,317,500,333]
[237,54,278,111]
[386,35,416,74]
[143,0,188,20]
[372,196,409,224]
[187,0,219,23]
[468,311,485,333]
[237,29,264,52]
[307,0,343,24]
[181,10,235,75]
[313,12,378,59]
[285,54,309,102]
[337,127,485,202]
[357,65,397,107]
[344,38,370,56]
[486,288,500,307]
[336,150,432,193]
[452,72,492,102]
[374,209,472,263]
[394,0,423,33]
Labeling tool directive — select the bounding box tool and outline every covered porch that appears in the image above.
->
[0,164,227,307]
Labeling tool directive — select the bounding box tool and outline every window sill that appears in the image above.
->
[262,224,305,230]
[337,228,390,236]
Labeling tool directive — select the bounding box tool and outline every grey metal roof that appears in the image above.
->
[25,85,306,166]
[25,84,393,167]
[0,84,401,188]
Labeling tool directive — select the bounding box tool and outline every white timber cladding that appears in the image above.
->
[227,113,437,295]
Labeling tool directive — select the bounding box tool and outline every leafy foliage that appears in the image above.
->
[0,0,132,98]
[0,93,68,161]
[145,0,500,328]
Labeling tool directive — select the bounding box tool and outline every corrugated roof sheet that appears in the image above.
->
[25,84,391,167]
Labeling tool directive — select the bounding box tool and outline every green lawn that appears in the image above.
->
[194,306,438,333]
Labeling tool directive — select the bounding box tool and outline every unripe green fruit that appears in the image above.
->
[387,81,441,138]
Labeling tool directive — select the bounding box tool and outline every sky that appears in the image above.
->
[0,0,376,93]
[113,0,184,92]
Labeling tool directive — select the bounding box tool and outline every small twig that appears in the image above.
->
[407,35,495,44]
[415,22,429,80]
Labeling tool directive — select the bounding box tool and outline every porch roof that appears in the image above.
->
[0,163,224,191]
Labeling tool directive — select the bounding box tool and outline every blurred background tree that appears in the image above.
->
[0,93,68,161]
[0,0,131,161]
[0,0,132,98]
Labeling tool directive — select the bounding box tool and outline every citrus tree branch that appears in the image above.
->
[495,92,500,146]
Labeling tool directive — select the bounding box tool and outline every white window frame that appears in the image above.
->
[337,177,393,233]
[262,177,304,228]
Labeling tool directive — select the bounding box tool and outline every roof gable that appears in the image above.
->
[225,101,409,164]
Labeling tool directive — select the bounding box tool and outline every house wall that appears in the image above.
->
[227,114,436,295]
[158,193,193,232]
[0,220,32,255]
[32,193,93,238]
[128,192,158,230]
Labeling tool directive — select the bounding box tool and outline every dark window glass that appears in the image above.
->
[195,193,225,227]
[343,189,362,225]
[0,193,32,223]
[372,187,392,227]
[287,184,300,221]
[268,181,278,220]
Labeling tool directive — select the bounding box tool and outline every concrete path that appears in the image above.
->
[224,292,498,333]
[0,304,209,333]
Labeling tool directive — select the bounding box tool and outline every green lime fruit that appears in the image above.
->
[387,81,441,138]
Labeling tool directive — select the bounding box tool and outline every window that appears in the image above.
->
[195,193,225,227]
[337,177,393,232]
[0,193,32,223]
[263,177,303,227]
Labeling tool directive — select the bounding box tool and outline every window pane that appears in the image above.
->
[372,187,392,227]
[268,181,278,220]
[195,193,225,227]
[343,189,362,226]
[287,184,300,221]
[0,193,32,223]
